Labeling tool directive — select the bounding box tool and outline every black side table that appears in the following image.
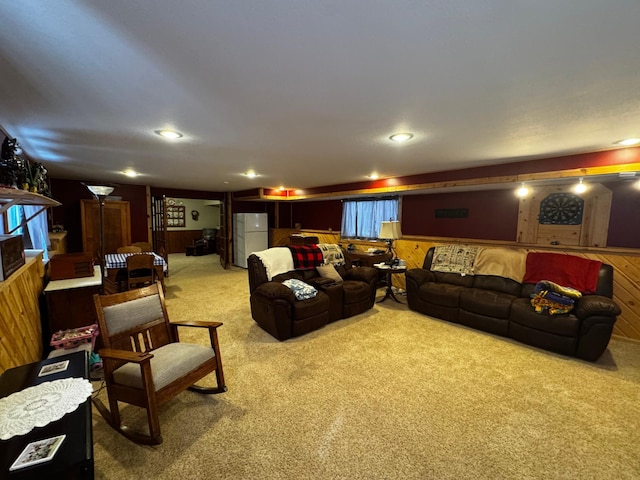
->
[376,266,407,303]
[0,351,94,479]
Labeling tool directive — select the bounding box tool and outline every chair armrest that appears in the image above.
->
[343,266,377,284]
[170,321,224,345]
[98,348,153,363]
[172,320,223,329]
[405,268,435,286]
[252,282,296,302]
[574,295,621,319]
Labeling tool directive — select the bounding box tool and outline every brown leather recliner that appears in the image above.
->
[247,250,378,340]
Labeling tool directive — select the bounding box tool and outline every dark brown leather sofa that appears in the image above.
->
[406,247,621,361]
[247,251,378,340]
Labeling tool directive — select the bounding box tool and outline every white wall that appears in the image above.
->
[166,198,220,231]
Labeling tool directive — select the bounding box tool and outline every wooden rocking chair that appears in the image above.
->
[92,282,226,444]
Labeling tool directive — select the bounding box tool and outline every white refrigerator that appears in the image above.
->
[233,213,268,268]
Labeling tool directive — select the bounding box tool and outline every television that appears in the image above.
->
[0,235,25,281]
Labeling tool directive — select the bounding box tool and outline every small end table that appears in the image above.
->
[375,266,407,303]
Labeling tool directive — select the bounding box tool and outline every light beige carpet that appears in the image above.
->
[91,254,640,480]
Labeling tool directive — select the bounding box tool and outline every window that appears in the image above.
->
[3,206,49,259]
[341,197,399,239]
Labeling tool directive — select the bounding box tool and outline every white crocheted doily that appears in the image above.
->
[0,377,93,440]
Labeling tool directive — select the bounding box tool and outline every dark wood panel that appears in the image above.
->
[166,230,205,254]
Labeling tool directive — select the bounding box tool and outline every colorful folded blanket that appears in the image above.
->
[530,280,582,315]
[282,279,317,300]
[288,245,324,270]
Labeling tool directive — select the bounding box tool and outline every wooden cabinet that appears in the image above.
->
[44,266,102,349]
[81,199,131,256]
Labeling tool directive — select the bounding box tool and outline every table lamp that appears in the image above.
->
[379,220,402,261]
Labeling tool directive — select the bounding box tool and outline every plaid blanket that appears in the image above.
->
[288,245,323,270]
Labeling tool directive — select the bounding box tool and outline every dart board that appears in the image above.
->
[539,193,584,225]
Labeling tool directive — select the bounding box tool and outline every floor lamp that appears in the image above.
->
[83,184,114,294]
[379,220,402,261]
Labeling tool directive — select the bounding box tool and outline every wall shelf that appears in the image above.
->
[0,186,61,233]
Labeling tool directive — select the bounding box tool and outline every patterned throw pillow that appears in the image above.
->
[430,245,478,276]
[282,279,318,300]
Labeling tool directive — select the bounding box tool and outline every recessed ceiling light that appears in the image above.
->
[368,173,380,180]
[245,171,258,178]
[123,169,138,178]
[154,129,183,139]
[389,132,414,143]
[615,138,640,146]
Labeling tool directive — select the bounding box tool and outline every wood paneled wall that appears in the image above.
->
[0,253,45,374]
[272,228,640,343]
[166,230,208,254]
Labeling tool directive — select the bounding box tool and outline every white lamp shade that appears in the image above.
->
[85,185,115,197]
[379,220,402,240]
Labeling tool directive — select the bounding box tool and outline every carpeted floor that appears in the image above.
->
[91,254,640,479]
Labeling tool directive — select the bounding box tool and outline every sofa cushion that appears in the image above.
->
[473,275,522,297]
[342,280,370,305]
[419,283,466,308]
[460,289,517,319]
[433,271,475,287]
[292,291,329,319]
[510,298,580,336]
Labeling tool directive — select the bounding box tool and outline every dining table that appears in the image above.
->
[104,252,167,292]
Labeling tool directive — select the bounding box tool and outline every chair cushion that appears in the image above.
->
[113,343,215,391]
[342,280,370,304]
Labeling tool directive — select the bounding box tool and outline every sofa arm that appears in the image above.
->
[343,266,377,284]
[252,282,296,303]
[405,268,435,287]
[574,295,621,319]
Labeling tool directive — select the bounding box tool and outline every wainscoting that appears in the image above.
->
[166,230,208,254]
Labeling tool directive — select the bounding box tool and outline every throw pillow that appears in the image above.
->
[316,264,343,283]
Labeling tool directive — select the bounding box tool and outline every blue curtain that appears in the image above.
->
[341,198,399,239]
[6,206,49,259]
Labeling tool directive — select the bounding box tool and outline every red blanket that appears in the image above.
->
[523,252,602,294]
[288,245,324,270]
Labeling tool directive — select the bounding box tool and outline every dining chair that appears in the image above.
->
[92,282,226,444]
[131,241,152,252]
[117,245,142,254]
[125,253,156,290]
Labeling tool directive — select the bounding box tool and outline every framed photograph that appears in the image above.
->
[10,435,66,471]
[38,360,69,377]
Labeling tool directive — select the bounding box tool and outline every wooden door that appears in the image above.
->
[151,196,167,253]
[218,192,231,269]
[81,199,131,257]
